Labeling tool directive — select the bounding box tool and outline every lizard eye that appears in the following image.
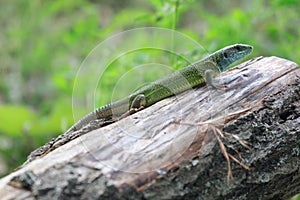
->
[224,52,228,58]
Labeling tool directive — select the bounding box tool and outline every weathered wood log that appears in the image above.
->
[0,56,299,200]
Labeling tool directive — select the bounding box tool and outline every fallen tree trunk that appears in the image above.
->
[0,56,299,200]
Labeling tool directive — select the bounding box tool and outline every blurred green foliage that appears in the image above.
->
[0,1,299,197]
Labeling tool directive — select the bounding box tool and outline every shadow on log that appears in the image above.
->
[0,56,299,200]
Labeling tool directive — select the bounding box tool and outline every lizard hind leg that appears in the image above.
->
[130,94,146,109]
[119,94,146,119]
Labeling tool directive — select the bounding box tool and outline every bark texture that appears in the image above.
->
[0,56,299,200]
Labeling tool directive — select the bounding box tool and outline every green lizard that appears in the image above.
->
[24,44,252,163]
[67,44,253,133]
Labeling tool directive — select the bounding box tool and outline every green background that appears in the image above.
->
[0,0,299,198]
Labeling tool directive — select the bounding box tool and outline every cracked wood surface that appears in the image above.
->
[0,56,299,200]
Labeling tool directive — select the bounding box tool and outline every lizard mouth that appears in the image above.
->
[236,44,253,56]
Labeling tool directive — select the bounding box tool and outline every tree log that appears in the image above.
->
[0,56,299,200]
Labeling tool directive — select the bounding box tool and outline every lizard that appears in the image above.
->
[25,44,253,163]
[67,44,252,132]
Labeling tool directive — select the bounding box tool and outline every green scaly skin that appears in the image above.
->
[68,44,253,133]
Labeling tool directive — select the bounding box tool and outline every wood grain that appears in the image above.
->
[0,56,299,200]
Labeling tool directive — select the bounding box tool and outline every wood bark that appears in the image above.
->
[0,56,299,200]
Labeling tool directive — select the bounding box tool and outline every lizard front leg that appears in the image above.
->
[205,69,224,89]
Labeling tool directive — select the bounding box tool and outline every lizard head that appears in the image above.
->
[213,44,253,72]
